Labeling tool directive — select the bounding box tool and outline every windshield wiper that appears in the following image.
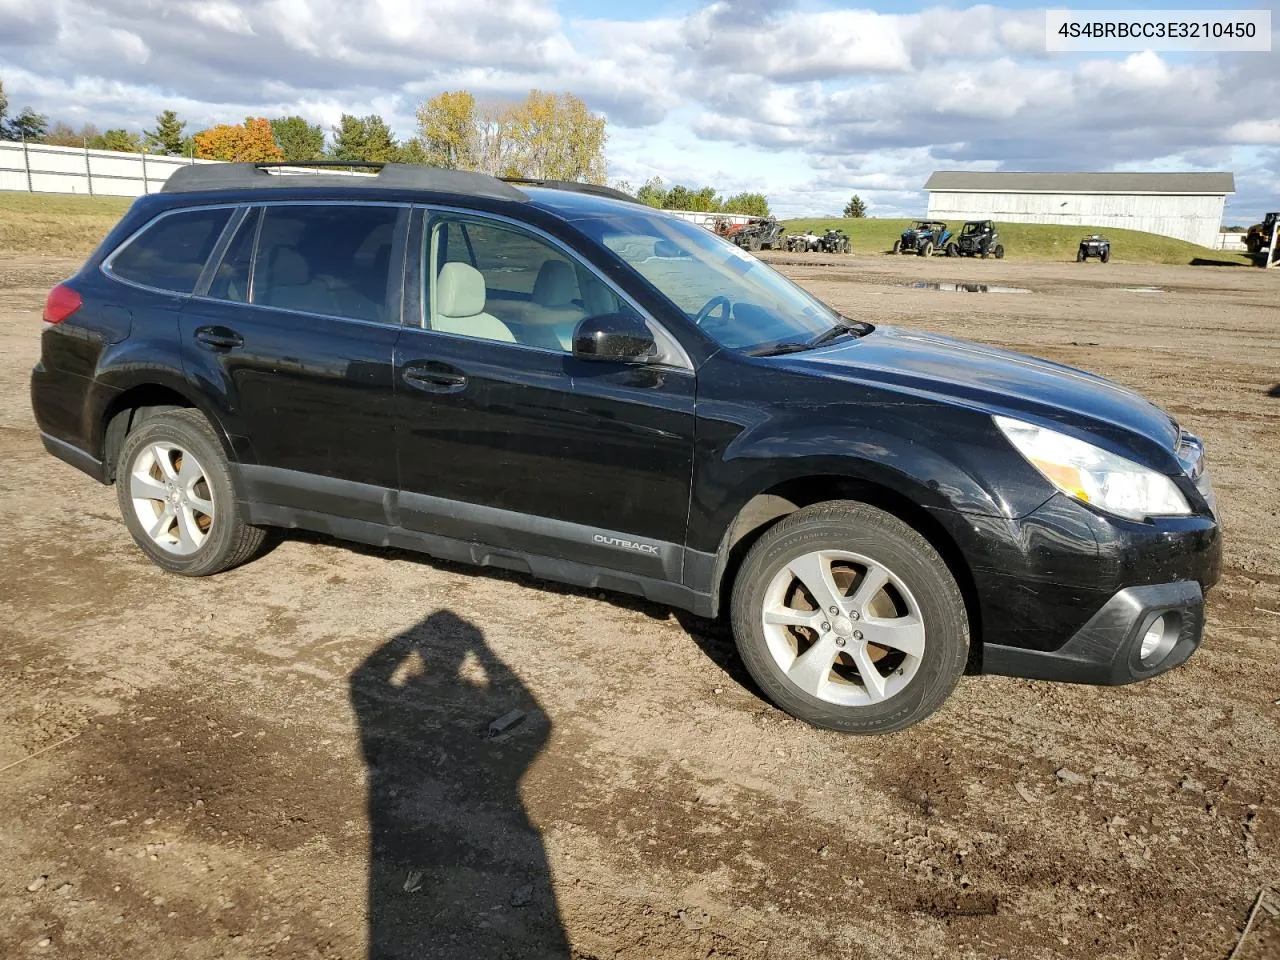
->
[807,319,869,347]
[745,341,814,357]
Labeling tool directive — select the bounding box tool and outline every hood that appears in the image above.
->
[785,325,1181,459]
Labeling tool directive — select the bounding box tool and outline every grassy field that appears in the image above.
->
[0,193,133,257]
[0,193,1256,267]
[782,217,1253,265]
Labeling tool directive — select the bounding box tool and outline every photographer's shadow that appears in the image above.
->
[349,611,569,959]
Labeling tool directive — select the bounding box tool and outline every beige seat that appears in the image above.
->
[524,260,584,350]
[433,262,515,343]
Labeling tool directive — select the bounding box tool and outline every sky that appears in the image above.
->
[1,0,1277,222]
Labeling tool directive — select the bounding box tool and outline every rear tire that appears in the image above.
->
[946,242,958,257]
[729,501,968,734]
[116,409,266,576]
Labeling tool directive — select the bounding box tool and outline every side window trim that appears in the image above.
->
[419,204,694,371]
[188,200,411,328]
[193,205,252,298]
[101,203,240,297]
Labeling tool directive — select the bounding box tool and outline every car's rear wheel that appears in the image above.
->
[729,501,968,733]
[116,409,266,576]
[946,242,958,257]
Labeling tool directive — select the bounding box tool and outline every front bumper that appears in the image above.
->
[982,581,1205,684]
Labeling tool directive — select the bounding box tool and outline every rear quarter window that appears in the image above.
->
[108,207,232,294]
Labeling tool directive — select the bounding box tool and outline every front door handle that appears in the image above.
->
[194,326,244,350]
[402,364,468,393]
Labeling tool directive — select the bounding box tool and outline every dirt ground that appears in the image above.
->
[1,252,1278,960]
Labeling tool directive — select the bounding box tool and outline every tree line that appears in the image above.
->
[2,78,773,214]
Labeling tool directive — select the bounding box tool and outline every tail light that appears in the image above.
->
[43,284,83,324]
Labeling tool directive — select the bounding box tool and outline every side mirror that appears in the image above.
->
[572,312,658,364]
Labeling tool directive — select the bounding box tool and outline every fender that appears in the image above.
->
[89,339,247,469]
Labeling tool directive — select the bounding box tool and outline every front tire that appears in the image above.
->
[993,244,1005,259]
[729,502,968,734]
[946,242,958,257]
[116,409,266,576]
[919,240,933,257]
[891,240,901,255]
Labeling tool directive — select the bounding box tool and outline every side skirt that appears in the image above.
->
[236,465,717,618]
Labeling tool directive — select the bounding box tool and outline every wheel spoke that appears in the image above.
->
[763,606,823,629]
[175,505,204,553]
[188,494,215,519]
[848,564,890,615]
[148,506,175,542]
[786,634,840,697]
[130,472,168,502]
[151,444,178,481]
[177,452,205,490]
[863,615,926,659]
[851,644,888,702]
[787,552,844,615]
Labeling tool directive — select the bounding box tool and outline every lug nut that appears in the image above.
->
[834,637,846,648]
[853,630,863,641]
[821,622,831,632]
[850,611,860,620]
[829,606,839,615]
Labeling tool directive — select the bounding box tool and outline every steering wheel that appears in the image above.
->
[692,295,731,328]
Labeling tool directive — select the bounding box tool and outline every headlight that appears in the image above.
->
[995,416,1191,520]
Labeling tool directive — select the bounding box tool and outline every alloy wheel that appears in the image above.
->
[760,549,926,706]
[129,442,215,555]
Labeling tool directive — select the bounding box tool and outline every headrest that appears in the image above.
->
[437,262,486,318]
[532,259,577,307]
[270,248,309,287]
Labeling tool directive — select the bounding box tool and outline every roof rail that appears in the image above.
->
[500,177,642,205]
[161,162,529,201]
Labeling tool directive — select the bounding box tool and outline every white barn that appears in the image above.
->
[924,171,1235,248]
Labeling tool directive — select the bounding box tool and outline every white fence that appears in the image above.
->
[0,140,216,197]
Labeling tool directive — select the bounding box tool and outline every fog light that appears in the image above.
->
[1136,611,1180,667]
[1140,616,1166,660]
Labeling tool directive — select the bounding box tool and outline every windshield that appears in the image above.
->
[568,207,841,350]
[963,223,985,235]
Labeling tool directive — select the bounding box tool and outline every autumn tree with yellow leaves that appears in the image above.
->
[415,90,607,184]
[193,117,284,162]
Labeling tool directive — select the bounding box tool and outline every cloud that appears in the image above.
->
[0,0,1276,219]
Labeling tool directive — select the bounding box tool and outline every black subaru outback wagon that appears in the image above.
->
[31,163,1221,733]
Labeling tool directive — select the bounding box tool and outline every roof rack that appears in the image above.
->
[499,177,642,205]
[161,161,528,201]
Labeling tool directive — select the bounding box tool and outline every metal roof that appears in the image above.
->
[924,171,1235,195]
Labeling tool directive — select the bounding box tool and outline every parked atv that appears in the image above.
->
[785,232,821,252]
[732,217,785,252]
[954,220,1004,259]
[1077,235,1111,262]
[1245,212,1278,254]
[818,228,851,254]
[894,219,952,257]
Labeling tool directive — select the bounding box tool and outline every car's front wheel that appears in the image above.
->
[729,502,968,733]
[116,409,266,576]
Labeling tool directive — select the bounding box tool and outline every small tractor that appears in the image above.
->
[954,220,1004,259]
[1077,235,1111,263]
[1245,212,1278,255]
[731,217,786,252]
[894,219,952,257]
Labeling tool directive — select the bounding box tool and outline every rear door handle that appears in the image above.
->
[194,326,244,350]
[402,364,468,393]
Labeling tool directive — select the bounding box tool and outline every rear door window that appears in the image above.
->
[109,207,232,294]
[251,205,402,324]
